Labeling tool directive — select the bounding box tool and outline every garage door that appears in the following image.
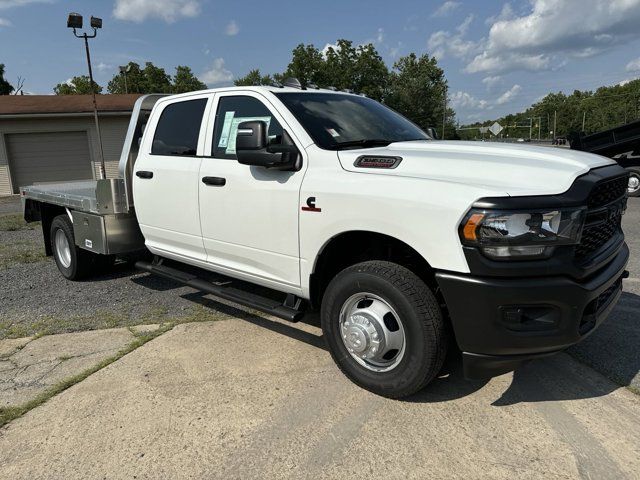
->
[6,131,93,193]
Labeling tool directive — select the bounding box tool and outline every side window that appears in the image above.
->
[151,99,207,156]
[212,96,283,159]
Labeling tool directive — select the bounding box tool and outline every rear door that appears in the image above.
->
[133,94,211,261]
[198,92,307,289]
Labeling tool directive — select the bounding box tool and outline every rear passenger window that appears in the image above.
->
[152,99,207,156]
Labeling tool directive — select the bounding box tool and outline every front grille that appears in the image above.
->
[575,215,621,259]
[587,175,628,208]
[575,174,628,261]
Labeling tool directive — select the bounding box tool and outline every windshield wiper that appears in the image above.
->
[330,139,393,150]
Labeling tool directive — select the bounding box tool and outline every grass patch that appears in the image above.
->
[0,240,47,270]
[0,214,39,232]
[0,305,226,428]
[0,305,196,340]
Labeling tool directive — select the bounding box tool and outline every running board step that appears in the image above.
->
[135,260,305,322]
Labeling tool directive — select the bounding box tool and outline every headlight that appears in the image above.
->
[459,208,586,260]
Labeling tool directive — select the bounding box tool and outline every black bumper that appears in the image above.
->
[436,243,629,379]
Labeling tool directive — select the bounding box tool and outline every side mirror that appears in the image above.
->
[236,121,300,171]
[236,120,267,151]
[426,127,439,140]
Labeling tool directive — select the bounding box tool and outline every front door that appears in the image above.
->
[133,95,210,261]
[198,92,307,289]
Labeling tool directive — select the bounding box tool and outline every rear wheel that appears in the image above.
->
[321,260,447,398]
[627,168,640,197]
[50,215,110,280]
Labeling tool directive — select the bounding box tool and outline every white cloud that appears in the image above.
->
[481,75,502,89]
[626,57,640,72]
[322,42,341,58]
[113,0,200,23]
[225,20,239,36]
[200,58,233,86]
[428,14,479,60]
[468,0,640,74]
[484,3,515,25]
[431,1,461,18]
[496,84,522,105]
[450,91,490,110]
[375,27,384,44]
[466,51,550,74]
[0,0,50,8]
[0,17,11,26]
[96,62,113,73]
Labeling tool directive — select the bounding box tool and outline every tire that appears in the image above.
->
[321,260,447,398]
[50,215,104,280]
[627,168,640,197]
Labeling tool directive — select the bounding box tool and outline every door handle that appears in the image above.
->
[202,176,226,186]
[136,170,153,179]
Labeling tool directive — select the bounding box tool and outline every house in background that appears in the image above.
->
[0,94,142,195]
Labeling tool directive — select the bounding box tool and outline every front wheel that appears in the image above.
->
[321,261,447,398]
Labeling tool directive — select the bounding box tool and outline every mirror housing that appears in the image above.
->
[236,121,300,171]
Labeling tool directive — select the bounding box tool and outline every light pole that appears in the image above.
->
[119,65,131,94]
[67,12,106,180]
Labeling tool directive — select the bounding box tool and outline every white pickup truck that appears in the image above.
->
[21,84,629,398]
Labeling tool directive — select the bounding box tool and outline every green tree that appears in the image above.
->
[172,65,207,93]
[461,78,640,140]
[53,75,102,95]
[385,53,454,136]
[283,43,326,87]
[106,62,171,94]
[0,64,15,95]
[234,69,274,86]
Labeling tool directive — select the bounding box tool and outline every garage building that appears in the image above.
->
[0,94,142,195]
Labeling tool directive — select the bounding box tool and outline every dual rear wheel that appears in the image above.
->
[50,215,114,280]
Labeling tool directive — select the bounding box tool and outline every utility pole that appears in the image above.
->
[553,110,557,140]
[67,13,106,180]
[538,119,541,140]
[442,85,447,140]
[582,111,586,132]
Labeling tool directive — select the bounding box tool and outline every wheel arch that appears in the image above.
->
[309,230,440,309]
[24,200,67,256]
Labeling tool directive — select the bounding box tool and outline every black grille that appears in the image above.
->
[587,175,628,208]
[575,174,628,261]
[575,215,621,259]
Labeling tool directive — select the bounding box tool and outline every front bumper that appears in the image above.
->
[436,243,629,379]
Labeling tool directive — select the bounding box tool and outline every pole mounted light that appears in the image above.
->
[119,65,131,94]
[67,12,106,180]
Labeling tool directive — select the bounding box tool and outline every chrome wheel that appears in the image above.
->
[628,175,640,195]
[54,228,72,268]
[338,293,406,372]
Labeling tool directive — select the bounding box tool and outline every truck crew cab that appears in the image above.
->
[22,85,629,398]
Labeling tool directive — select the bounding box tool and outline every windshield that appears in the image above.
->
[273,92,430,150]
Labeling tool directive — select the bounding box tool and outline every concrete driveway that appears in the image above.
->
[0,314,639,479]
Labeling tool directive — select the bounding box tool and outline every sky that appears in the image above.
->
[1,0,640,124]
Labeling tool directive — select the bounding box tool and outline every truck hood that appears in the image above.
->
[337,140,615,197]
